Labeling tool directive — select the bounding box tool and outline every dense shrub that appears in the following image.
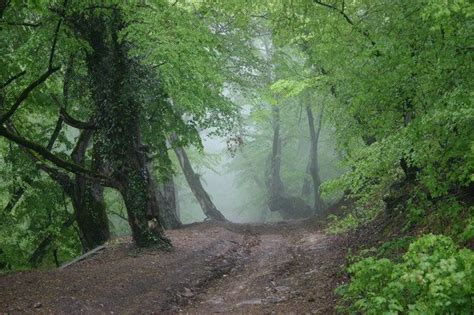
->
[337,234,474,314]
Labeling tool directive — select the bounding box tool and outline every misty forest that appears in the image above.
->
[0,0,473,313]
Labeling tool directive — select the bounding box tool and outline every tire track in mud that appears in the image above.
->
[0,221,347,314]
[181,225,344,314]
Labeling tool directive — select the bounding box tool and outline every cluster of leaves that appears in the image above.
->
[0,170,80,270]
[337,234,474,314]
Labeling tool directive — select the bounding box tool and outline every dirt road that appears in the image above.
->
[0,220,348,314]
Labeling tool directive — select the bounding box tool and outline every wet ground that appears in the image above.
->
[0,220,348,314]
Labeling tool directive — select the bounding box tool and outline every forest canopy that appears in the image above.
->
[0,0,473,313]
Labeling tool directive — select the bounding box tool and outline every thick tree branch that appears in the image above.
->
[59,107,96,129]
[46,116,64,150]
[0,125,113,186]
[31,158,74,193]
[3,123,96,216]
[26,128,95,193]
[0,66,60,124]
[7,122,72,190]
[2,119,65,214]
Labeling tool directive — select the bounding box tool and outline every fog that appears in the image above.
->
[176,122,344,224]
[177,136,269,224]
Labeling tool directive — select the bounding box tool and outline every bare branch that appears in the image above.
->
[30,156,73,192]
[109,210,128,222]
[51,92,95,130]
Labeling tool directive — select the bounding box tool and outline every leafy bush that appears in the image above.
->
[326,214,359,234]
[326,203,382,234]
[337,234,474,314]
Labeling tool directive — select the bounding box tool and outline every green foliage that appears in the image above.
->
[266,0,474,234]
[1,0,262,266]
[326,214,359,234]
[0,176,81,270]
[337,234,474,314]
[0,0,472,282]
[271,77,318,98]
[124,0,260,139]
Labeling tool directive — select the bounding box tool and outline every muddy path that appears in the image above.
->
[0,220,348,314]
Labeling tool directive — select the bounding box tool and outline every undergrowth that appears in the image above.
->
[336,234,474,314]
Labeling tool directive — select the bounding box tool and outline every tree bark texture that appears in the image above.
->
[68,9,170,247]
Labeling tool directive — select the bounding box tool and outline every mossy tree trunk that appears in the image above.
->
[68,9,170,247]
[70,131,110,250]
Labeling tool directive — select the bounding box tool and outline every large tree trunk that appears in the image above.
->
[70,130,110,250]
[69,10,170,247]
[306,101,325,214]
[156,176,182,229]
[171,135,227,221]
